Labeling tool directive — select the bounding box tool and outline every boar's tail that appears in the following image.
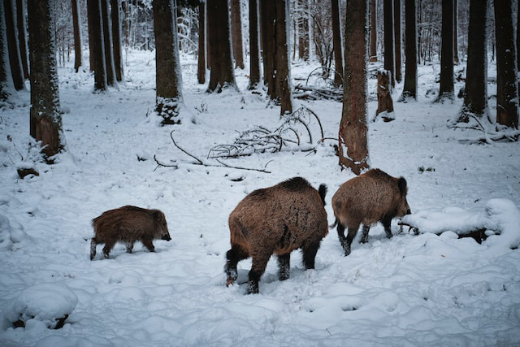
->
[318,184,327,206]
[329,218,338,230]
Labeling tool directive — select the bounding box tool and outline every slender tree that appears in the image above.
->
[0,0,13,101]
[338,0,369,174]
[437,0,454,102]
[230,0,244,69]
[248,0,260,88]
[71,0,83,73]
[400,0,417,101]
[207,0,236,92]
[494,0,519,128]
[87,0,107,91]
[197,2,205,84]
[16,0,28,79]
[331,0,343,87]
[111,0,124,82]
[453,0,459,64]
[100,0,116,86]
[458,0,488,123]
[4,0,24,90]
[369,0,377,62]
[383,0,395,88]
[394,0,402,83]
[153,0,183,124]
[298,0,309,61]
[27,0,65,160]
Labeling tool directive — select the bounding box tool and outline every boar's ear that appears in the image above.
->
[153,211,161,221]
[398,177,407,195]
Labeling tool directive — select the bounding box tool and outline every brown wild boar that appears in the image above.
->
[90,205,171,260]
[331,169,411,256]
[225,177,328,294]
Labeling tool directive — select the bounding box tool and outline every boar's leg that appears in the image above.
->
[90,238,98,260]
[360,225,371,244]
[248,253,270,294]
[302,241,320,269]
[336,223,347,248]
[126,241,134,253]
[225,245,249,286]
[277,253,291,281]
[141,238,155,252]
[103,240,116,259]
[382,217,393,239]
[344,226,360,256]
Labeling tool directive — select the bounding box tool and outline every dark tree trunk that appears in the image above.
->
[437,0,454,102]
[153,0,183,124]
[207,0,236,92]
[16,0,29,79]
[400,0,417,101]
[383,0,395,88]
[458,0,487,122]
[394,0,402,83]
[197,2,206,84]
[495,0,519,128]
[71,0,83,73]
[453,0,459,64]
[298,0,309,61]
[4,0,24,90]
[27,0,64,160]
[274,0,292,115]
[260,0,271,85]
[230,0,244,69]
[339,0,369,175]
[369,0,377,62]
[111,0,124,82]
[331,0,344,87]
[0,0,12,101]
[248,0,260,88]
[376,70,395,120]
[87,0,107,90]
[100,0,116,86]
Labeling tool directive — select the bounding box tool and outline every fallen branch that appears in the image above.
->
[398,221,489,244]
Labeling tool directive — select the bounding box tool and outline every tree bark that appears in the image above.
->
[27,0,64,160]
[383,0,395,88]
[453,0,459,64]
[298,0,309,61]
[0,0,12,101]
[71,0,83,73]
[369,0,377,62]
[274,0,292,115]
[494,0,519,129]
[153,0,183,124]
[16,0,29,79]
[100,0,116,86]
[4,0,24,90]
[394,0,402,83]
[111,0,124,81]
[331,0,343,87]
[339,0,369,175]
[248,0,260,88]
[458,0,487,122]
[87,0,107,91]
[437,0,454,102]
[376,70,395,120]
[400,0,417,100]
[197,2,205,84]
[230,0,244,69]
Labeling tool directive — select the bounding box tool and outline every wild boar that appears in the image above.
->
[90,205,171,260]
[225,177,328,294]
[331,169,411,256]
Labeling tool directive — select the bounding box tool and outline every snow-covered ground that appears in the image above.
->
[1,51,519,346]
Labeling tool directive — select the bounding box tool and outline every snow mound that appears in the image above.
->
[0,213,27,250]
[5,283,78,329]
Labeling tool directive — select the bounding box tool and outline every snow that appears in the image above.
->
[0,50,520,346]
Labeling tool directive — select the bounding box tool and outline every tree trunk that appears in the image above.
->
[400,0,417,101]
[87,0,107,91]
[331,0,343,87]
[369,0,377,62]
[71,0,83,73]
[230,0,244,69]
[339,0,369,175]
[383,0,395,88]
[111,0,124,81]
[4,0,24,90]
[27,0,64,160]
[207,0,236,92]
[153,0,183,125]
[248,0,260,88]
[458,0,487,122]
[0,0,12,101]
[101,0,116,86]
[453,0,459,64]
[197,2,206,84]
[394,0,402,83]
[437,0,454,102]
[274,0,292,115]
[298,0,309,61]
[495,0,519,129]
[16,0,29,79]
[376,70,395,120]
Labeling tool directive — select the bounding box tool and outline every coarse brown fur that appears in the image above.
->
[90,205,171,260]
[331,169,411,256]
[225,177,328,294]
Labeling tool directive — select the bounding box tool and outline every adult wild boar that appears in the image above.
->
[331,169,411,256]
[225,177,328,294]
[90,205,171,260]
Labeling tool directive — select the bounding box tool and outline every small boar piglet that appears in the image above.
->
[90,205,171,260]
[331,169,411,256]
[225,177,328,294]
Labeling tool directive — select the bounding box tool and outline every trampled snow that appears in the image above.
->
[0,51,519,346]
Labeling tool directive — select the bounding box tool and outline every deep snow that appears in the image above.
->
[0,50,520,346]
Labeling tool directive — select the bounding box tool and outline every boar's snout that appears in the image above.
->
[162,233,172,241]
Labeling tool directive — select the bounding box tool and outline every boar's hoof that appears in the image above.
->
[247,281,259,295]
